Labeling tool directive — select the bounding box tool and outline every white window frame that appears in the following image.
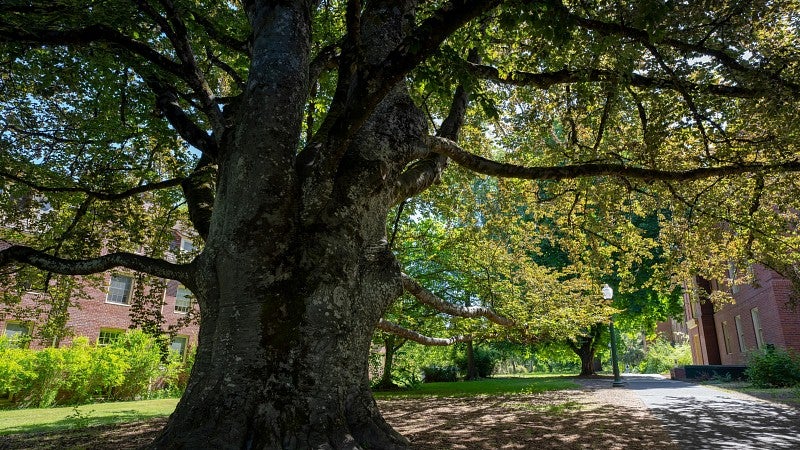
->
[734,315,746,352]
[106,274,133,305]
[170,335,189,360]
[721,321,732,355]
[174,286,192,314]
[751,308,765,349]
[179,237,194,253]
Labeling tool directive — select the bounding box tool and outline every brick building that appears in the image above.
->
[0,235,200,358]
[683,264,800,365]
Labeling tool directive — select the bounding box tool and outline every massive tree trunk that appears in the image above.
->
[153,3,426,448]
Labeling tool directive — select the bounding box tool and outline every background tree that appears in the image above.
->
[3,1,800,448]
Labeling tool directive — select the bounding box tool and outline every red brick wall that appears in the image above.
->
[1,273,199,350]
[712,265,800,364]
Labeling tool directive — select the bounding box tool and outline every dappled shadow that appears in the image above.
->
[648,398,800,449]
[0,418,167,450]
[620,375,800,449]
[379,390,677,450]
[1,410,148,436]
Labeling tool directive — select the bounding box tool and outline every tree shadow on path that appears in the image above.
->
[379,389,678,449]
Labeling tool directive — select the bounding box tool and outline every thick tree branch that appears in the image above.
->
[426,136,800,182]
[0,245,193,285]
[181,155,217,242]
[188,7,249,54]
[144,76,219,157]
[0,169,184,201]
[376,319,470,346]
[0,24,184,79]
[464,63,760,98]
[401,273,514,327]
[138,0,224,134]
[567,12,800,95]
[300,1,498,185]
[374,0,500,89]
[393,50,477,204]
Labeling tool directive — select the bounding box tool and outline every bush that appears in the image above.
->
[746,345,800,388]
[421,365,459,382]
[0,331,194,408]
[638,338,692,374]
[455,347,498,378]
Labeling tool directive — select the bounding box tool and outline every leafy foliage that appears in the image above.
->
[0,331,193,408]
[421,365,459,383]
[746,345,800,388]
[455,345,499,378]
[638,336,692,374]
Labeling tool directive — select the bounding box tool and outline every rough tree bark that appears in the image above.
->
[151,3,465,448]
[5,1,800,448]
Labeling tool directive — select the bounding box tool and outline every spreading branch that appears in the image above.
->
[299,1,499,185]
[0,169,184,202]
[425,136,800,182]
[566,11,800,95]
[181,155,217,242]
[0,23,184,79]
[376,319,470,346]
[393,49,478,204]
[401,273,515,327]
[464,63,760,98]
[0,245,193,286]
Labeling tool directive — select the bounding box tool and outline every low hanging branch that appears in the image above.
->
[376,319,470,346]
[425,135,800,182]
[400,273,514,327]
[0,246,193,287]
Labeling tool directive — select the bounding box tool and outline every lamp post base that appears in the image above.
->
[612,380,625,388]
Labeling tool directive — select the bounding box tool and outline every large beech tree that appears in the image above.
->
[3,1,800,448]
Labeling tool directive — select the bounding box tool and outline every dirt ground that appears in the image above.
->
[0,378,677,450]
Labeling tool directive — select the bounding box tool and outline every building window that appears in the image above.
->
[751,308,765,349]
[180,237,194,253]
[175,286,193,314]
[170,335,188,360]
[735,315,746,352]
[98,329,123,346]
[721,321,732,355]
[106,275,133,305]
[4,321,31,347]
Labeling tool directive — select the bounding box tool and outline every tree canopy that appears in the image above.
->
[2,1,800,447]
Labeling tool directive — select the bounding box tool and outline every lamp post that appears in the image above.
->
[602,284,624,387]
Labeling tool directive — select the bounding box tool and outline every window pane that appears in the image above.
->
[751,308,765,349]
[180,238,193,252]
[175,287,192,313]
[735,315,746,352]
[170,336,187,359]
[107,275,132,304]
[98,330,122,346]
[5,322,29,338]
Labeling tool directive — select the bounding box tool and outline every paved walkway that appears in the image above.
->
[620,374,800,450]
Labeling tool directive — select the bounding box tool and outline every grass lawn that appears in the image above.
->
[0,398,178,435]
[705,381,800,407]
[373,375,580,399]
[0,376,579,437]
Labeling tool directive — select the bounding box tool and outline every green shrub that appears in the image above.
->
[746,345,800,388]
[0,331,194,408]
[455,347,498,378]
[638,338,692,374]
[421,365,459,382]
[0,338,37,401]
